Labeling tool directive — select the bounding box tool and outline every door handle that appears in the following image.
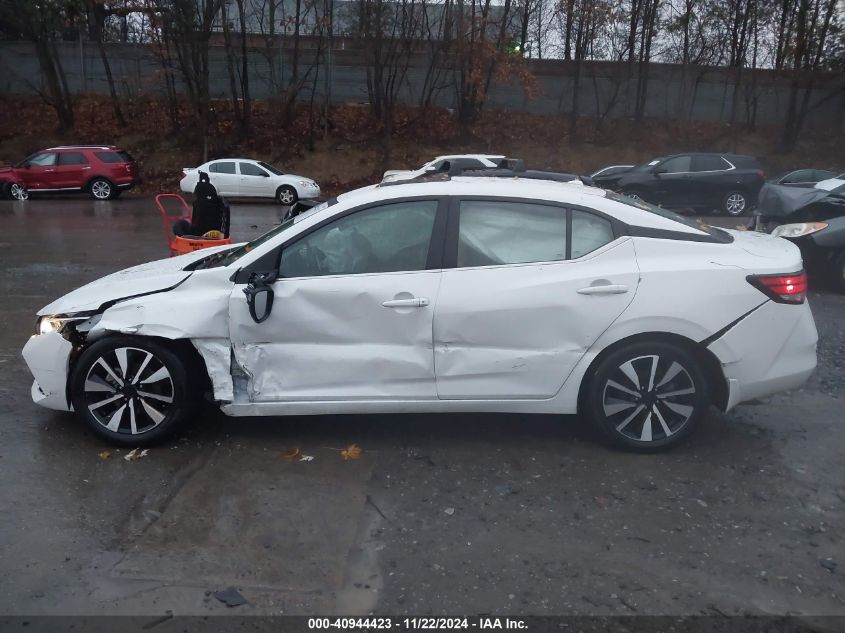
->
[577,284,628,295]
[382,297,430,308]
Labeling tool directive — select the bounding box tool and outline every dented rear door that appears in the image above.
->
[433,200,639,400]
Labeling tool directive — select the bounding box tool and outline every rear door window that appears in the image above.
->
[58,152,88,165]
[457,200,567,267]
[691,155,729,172]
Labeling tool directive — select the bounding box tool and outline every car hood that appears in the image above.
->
[38,245,236,316]
[278,173,317,185]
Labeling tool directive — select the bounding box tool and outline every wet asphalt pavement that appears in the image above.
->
[0,195,843,618]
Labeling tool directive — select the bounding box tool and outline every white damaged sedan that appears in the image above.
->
[23,177,818,451]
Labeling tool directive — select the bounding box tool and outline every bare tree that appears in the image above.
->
[778,0,840,151]
[0,0,77,131]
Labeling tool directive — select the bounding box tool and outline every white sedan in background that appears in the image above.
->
[383,154,505,182]
[23,176,816,452]
[180,158,320,205]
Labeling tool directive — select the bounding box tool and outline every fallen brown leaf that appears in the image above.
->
[98,451,111,460]
[124,448,149,462]
[280,448,301,460]
[341,444,363,460]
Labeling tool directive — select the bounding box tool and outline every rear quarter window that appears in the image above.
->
[95,152,126,164]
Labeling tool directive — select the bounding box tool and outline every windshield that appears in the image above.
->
[258,161,284,176]
[188,200,333,270]
[606,191,725,237]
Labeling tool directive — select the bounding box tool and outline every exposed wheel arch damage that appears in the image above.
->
[576,331,729,416]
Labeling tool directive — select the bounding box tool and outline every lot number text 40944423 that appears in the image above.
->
[307,618,528,630]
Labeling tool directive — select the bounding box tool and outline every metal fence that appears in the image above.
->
[1,40,842,127]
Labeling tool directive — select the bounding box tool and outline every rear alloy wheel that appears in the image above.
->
[586,341,710,452]
[9,183,29,200]
[276,185,297,206]
[723,191,748,216]
[71,337,193,446]
[90,178,114,200]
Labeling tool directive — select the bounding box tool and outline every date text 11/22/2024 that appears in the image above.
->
[308,618,528,630]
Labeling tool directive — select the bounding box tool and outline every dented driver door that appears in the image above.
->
[228,199,445,402]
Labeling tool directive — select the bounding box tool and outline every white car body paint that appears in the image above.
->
[383,154,505,182]
[23,178,817,420]
[180,158,320,202]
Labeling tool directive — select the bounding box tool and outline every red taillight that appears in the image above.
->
[757,169,766,179]
[180,171,187,180]
[747,271,807,304]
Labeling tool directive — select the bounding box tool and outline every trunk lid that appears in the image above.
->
[721,229,804,273]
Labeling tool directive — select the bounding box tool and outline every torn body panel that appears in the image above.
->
[89,270,233,341]
[192,338,235,403]
[706,299,817,409]
[22,331,73,411]
[36,246,233,316]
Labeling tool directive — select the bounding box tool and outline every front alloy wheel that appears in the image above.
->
[71,337,193,445]
[90,178,113,200]
[9,183,29,200]
[587,341,709,451]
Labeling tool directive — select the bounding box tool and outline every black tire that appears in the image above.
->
[89,177,115,200]
[276,185,298,206]
[585,340,710,452]
[70,336,195,446]
[722,190,748,216]
[831,251,845,294]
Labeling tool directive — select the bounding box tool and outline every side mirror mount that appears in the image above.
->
[243,271,277,323]
[652,167,666,176]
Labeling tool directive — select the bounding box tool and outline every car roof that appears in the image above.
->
[330,177,707,235]
[205,157,259,163]
[430,154,505,161]
[46,145,118,151]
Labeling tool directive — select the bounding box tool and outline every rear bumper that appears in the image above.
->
[707,300,818,411]
[22,332,73,411]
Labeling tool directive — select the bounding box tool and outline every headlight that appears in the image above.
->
[298,180,318,189]
[36,313,97,336]
[771,222,828,239]
[37,317,61,335]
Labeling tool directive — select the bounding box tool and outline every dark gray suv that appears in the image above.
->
[592,153,765,216]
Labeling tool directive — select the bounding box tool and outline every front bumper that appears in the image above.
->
[707,300,818,410]
[301,187,321,200]
[22,332,73,411]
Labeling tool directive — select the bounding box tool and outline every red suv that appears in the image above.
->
[12,146,140,200]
